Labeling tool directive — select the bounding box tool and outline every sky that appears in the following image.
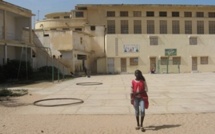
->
[4,0,215,21]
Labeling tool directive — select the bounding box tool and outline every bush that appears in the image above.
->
[0,65,6,83]
[0,88,12,97]
[0,62,64,82]
[38,66,58,73]
[32,66,63,81]
[0,88,28,97]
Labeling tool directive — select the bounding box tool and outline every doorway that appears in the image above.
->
[150,57,156,73]
[121,58,127,72]
[107,58,114,74]
[192,57,197,71]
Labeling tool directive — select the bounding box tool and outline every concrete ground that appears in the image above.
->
[5,72,215,115]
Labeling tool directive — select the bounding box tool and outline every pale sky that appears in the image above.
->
[4,0,215,21]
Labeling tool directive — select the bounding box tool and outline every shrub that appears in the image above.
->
[0,88,28,97]
[0,65,6,83]
[0,88,12,97]
[3,60,33,81]
[32,66,63,81]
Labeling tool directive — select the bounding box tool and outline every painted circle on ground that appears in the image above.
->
[33,98,84,107]
[76,82,103,86]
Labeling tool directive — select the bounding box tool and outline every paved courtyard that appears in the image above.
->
[6,72,215,115]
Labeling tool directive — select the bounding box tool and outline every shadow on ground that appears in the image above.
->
[145,124,181,131]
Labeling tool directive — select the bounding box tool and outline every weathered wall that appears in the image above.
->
[106,34,215,73]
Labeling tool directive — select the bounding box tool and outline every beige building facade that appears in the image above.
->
[35,4,215,74]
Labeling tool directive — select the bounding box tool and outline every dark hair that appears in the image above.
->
[135,69,145,81]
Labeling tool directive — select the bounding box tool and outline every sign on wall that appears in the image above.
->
[165,49,177,56]
[77,54,87,60]
[124,45,139,53]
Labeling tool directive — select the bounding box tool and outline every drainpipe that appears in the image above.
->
[3,10,7,64]
[25,44,28,80]
[104,25,106,57]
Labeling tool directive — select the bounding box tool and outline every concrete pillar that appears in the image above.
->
[3,10,7,64]
[29,17,32,44]
[3,10,6,40]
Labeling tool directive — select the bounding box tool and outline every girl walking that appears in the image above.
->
[131,70,149,132]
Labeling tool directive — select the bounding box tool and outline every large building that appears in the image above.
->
[35,4,215,74]
[0,0,33,66]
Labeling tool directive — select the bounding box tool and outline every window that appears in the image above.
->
[121,20,129,34]
[50,28,57,30]
[120,11,128,17]
[75,28,82,31]
[107,11,115,17]
[172,20,180,34]
[107,20,115,34]
[200,57,208,64]
[62,28,70,31]
[172,12,180,17]
[53,16,60,19]
[90,26,96,31]
[208,12,215,18]
[133,11,141,17]
[130,58,138,66]
[80,37,83,44]
[184,12,192,17]
[150,36,158,45]
[77,54,87,60]
[75,12,84,17]
[173,57,181,65]
[185,21,192,34]
[161,57,168,65]
[64,16,70,19]
[77,7,87,10]
[147,20,154,34]
[196,12,204,17]
[160,20,167,34]
[209,21,215,34]
[159,11,167,17]
[146,11,154,17]
[197,21,204,34]
[189,37,197,45]
[134,20,142,34]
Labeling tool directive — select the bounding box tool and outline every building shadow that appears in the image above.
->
[145,124,181,131]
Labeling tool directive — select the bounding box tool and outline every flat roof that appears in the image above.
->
[76,4,215,8]
[1,0,31,12]
[1,0,34,16]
